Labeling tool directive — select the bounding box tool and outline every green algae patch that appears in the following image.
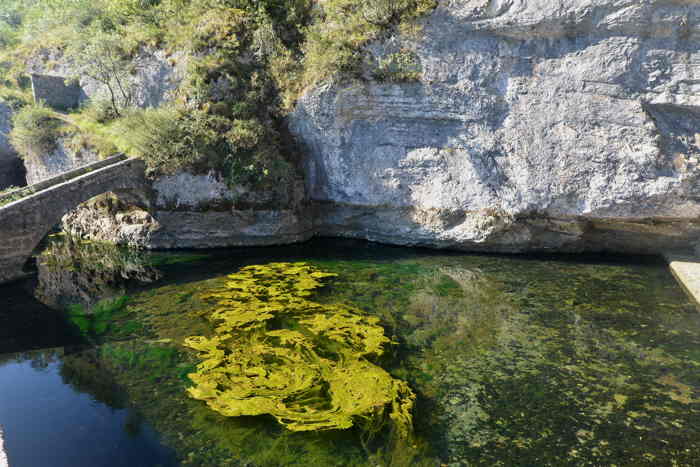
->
[184,262,416,440]
[67,296,132,340]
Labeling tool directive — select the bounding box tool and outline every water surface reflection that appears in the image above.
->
[0,348,178,467]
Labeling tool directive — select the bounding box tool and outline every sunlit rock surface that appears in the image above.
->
[291,0,700,253]
[26,47,186,109]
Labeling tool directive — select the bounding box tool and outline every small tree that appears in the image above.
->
[65,28,135,117]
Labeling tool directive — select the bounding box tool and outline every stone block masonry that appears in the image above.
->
[665,253,700,312]
[30,74,83,111]
[0,157,149,284]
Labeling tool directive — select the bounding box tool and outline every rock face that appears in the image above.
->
[62,172,313,249]
[24,136,100,185]
[0,102,25,189]
[290,0,700,254]
[31,74,82,111]
[146,173,312,248]
[27,47,185,109]
[0,424,7,467]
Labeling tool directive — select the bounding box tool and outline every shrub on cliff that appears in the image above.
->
[9,103,64,161]
[112,106,222,176]
[302,0,436,89]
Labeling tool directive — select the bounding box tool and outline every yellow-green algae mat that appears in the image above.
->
[184,262,415,439]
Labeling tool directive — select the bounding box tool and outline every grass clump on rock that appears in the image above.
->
[8,102,64,161]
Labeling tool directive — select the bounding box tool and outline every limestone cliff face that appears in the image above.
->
[38,1,700,253]
[27,47,186,109]
[290,0,700,253]
[0,102,25,189]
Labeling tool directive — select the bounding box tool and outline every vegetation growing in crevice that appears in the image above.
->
[0,0,437,190]
[372,49,423,82]
[185,262,418,457]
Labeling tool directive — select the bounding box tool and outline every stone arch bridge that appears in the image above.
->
[0,155,150,284]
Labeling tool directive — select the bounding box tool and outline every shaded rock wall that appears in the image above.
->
[61,172,313,249]
[290,0,700,254]
[31,74,82,111]
[0,102,25,189]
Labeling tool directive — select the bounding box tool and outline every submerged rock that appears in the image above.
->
[290,0,700,254]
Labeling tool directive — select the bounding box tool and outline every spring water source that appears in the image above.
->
[1,236,698,466]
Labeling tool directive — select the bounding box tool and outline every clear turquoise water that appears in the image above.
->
[0,348,178,467]
[1,237,699,466]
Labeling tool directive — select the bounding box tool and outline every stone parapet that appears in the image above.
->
[0,157,148,284]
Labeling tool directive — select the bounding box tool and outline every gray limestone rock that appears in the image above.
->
[27,47,186,109]
[61,173,313,249]
[290,0,700,254]
[0,424,7,467]
[23,136,100,185]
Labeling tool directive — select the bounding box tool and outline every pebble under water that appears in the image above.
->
[1,236,699,466]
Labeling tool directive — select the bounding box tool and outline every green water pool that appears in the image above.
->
[2,237,699,466]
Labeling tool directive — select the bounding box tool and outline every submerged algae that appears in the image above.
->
[185,262,416,439]
[41,239,700,466]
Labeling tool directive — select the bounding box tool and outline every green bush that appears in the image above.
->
[79,98,120,124]
[9,102,64,160]
[372,49,422,82]
[111,106,212,175]
[301,0,436,89]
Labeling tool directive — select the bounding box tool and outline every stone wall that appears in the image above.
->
[62,172,313,249]
[30,74,82,110]
[0,158,148,283]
